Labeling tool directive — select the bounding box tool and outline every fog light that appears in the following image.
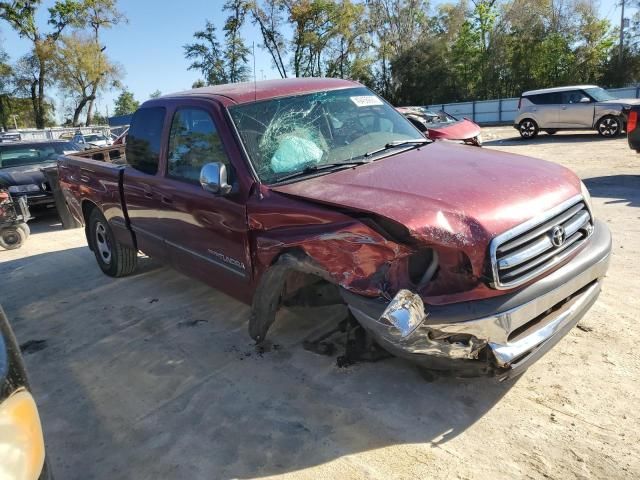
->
[380,289,427,338]
[0,390,45,480]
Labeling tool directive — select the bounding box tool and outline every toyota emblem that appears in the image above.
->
[551,225,565,247]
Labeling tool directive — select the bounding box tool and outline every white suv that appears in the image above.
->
[514,85,640,139]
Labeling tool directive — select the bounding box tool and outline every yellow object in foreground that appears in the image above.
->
[0,389,45,480]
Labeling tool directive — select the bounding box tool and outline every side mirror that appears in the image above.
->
[200,162,232,195]
[579,97,591,103]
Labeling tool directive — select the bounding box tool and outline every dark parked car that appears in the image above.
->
[0,140,79,208]
[627,106,640,152]
[0,306,50,479]
[58,78,611,379]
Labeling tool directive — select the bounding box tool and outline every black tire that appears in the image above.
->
[88,209,137,277]
[0,226,26,250]
[544,129,558,135]
[596,115,621,137]
[17,222,30,238]
[518,119,539,139]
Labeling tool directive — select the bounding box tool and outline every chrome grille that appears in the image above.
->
[490,195,593,289]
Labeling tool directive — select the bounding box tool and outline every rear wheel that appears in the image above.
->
[88,209,137,277]
[596,115,621,137]
[518,119,539,139]
[0,226,26,250]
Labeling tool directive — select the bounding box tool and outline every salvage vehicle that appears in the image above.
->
[0,140,79,209]
[71,132,112,149]
[0,306,50,479]
[0,189,31,250]
[397,106,482,146]
[57,78,611,379]
[627,106,640,152]
[515,85,639,139]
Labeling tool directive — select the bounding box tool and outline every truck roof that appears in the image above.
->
[522,85,599,96]
[160,77,360,106]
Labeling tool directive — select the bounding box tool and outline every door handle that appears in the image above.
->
[142,184,153,199]
[562,106,567,110]
[161,195,173,204]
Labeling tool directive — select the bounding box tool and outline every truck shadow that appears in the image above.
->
[483,132,613,146]
[583,175,640,209]
[1,247,515,479]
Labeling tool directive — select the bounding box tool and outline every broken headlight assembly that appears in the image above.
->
[581,181,594,217]
[0,389,45,480]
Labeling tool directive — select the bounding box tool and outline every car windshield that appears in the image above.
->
[0,142,77,168]
[84,134,105,142]
[584,87,617,102]
[229,87,421,184]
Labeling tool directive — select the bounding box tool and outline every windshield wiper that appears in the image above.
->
[273,160,371,183]
[364,138,429,158]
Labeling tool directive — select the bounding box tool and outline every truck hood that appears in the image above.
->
[0,163,52,187]
[272,142,581,255]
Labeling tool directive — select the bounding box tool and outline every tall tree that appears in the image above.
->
[113,89,138,116]
[81,0,126,125]
[223,0,251,82]
[184,20,228,85]
[0,0,87,128]
[53,33,120,126]
[250,0,288,78]
[0,47,12,130]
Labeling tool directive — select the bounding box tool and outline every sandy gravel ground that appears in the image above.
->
[0,127,638,479]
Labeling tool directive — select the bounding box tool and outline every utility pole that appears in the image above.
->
[11,114,18,130]
[619,0,626,66]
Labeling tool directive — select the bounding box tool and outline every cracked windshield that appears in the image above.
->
[229,87,421,183]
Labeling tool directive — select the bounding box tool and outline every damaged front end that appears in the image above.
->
[248,183,611,379]
[341,217,611,378]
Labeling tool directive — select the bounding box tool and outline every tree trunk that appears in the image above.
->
[85,98,95,126]
[0,96,8,131]
[85,86,98,126]
[36,61,46,129]
[72,97,91,127]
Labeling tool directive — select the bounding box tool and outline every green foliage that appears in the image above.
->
[149,89,162,98]
[184,20,228,85]
[113,89,139,116]
[223,0,251,83]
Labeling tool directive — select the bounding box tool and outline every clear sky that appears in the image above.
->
[0,0,631,123]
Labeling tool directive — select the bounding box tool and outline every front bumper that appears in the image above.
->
[342,219,612,379]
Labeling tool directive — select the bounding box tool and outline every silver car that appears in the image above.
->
[514,85,640,139]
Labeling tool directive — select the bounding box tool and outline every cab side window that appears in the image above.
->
[562,91,588,104]
[127,107,166,175]
[167,108,228,183]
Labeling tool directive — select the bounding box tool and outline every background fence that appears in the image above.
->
[427,86,640,125]
[1,125,111,142]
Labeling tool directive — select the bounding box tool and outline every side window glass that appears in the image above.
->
[127,107,166,175]
[562,91,585,104]
[167,108,228,183]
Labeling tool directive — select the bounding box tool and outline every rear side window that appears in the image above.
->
[527,93,561,105]
[167,108,228,183]
[127,107,166,175]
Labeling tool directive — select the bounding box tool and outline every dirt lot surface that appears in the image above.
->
[1,127,638,479]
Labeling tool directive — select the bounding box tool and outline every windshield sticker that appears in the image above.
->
[350,96,384,107]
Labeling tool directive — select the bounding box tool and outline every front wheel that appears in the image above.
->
[518,119,539,139]
[0,226,26,250]
[596,115,621,137]
[88,209,137,277]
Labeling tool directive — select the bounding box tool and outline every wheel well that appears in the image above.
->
[81,200,98,250]
[249,251,345,343]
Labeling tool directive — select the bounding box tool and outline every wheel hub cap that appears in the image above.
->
[95,222,112,264]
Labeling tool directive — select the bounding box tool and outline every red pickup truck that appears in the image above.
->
[58,78,611,379]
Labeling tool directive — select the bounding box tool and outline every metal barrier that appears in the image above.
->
[1,126,110,141]
[427,86,640,126]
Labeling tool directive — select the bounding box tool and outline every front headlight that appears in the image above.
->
[8,185,40,194]
[0,389,45,480]
[581,181,594,217]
